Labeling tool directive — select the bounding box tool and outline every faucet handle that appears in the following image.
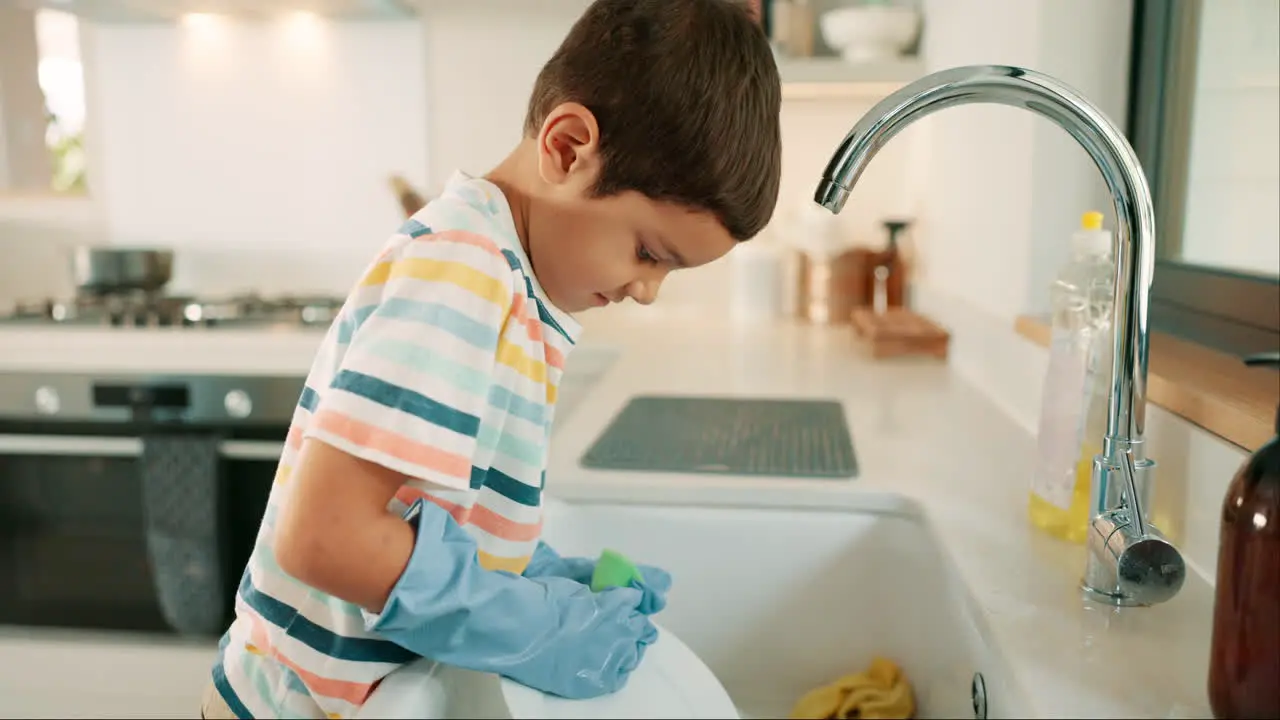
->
[1083,454,1187,606]
[1084,510,1187,606]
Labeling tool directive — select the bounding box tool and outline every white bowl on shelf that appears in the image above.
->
[820,4,921,64]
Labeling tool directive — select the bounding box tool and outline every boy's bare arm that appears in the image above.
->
[274,438,416,613]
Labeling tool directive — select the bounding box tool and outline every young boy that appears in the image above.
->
[202,1,781,717]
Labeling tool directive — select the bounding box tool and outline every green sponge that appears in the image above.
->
[590,548,645,592]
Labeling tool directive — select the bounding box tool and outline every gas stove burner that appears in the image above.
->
[0,292,346,329]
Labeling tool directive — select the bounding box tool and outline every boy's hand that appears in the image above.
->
[523,541,673,616]
[366,500,659,700]
[537,582,660,697]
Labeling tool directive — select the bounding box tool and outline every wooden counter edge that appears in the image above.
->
[1014,315,1276,452]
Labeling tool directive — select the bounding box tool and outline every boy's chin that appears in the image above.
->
[561,292,610,314]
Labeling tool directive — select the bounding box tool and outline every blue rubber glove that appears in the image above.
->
[365,500,659,700]
[522,540,673,616]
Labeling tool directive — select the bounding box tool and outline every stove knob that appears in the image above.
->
[224,389,253,419]
[34,386,61,415]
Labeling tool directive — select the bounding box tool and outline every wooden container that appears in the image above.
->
[388,175,427,218]
[796,249,872,324]
[850,307,951,360]
[787,0,816,57]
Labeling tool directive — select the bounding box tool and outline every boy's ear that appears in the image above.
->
[536,102,602,189]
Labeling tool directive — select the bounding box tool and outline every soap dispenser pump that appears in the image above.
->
[1208,351,1280,720]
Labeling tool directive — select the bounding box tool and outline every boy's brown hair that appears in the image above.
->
[525,0,782,241]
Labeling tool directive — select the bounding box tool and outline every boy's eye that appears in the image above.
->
[636,245,658,263]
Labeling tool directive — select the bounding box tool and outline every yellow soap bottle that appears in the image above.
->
[1028,211,1114,544]
[1028,361,1110,544]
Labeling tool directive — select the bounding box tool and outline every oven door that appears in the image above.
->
[0,433,280,636]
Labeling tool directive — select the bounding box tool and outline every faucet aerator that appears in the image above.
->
[814,178,850,213]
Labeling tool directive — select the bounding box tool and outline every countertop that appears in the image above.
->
[0,324,329,375]
[0,307,1217,718]
[547,307,1215,720]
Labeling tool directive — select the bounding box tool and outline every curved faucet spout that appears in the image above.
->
[817,65,1183,607]
[817,65,1151,454]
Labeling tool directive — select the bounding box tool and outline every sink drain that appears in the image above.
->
[971,672,988,719]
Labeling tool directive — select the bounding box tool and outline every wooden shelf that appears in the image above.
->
[1015,315,1278,452]
[777,55,925,100]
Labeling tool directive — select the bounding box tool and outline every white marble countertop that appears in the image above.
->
[0,324,328,375]
[544,306,1215,720]
[0,306,1216,719]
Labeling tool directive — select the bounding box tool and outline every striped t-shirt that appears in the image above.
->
[212,171,582,719]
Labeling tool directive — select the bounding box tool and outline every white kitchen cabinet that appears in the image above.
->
[0,628,218,719]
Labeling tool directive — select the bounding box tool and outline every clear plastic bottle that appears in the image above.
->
[1029,211,1115,544]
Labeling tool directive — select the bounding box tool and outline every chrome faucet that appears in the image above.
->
[814,65,1187,607]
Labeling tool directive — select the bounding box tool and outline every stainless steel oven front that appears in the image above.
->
[0,372,302,638]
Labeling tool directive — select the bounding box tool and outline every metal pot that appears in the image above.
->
[71,246,174,295]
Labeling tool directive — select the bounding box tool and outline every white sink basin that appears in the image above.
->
[538,498,1031,719]
[0,494,1029,719]
[554,345,621,431]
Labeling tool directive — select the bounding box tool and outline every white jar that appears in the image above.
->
[729,239,786,325]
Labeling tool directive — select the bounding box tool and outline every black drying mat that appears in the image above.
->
[580,395,858,479]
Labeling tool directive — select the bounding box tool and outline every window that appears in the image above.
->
[35,9,88,194]
[0,7,87,195]
[1127,0,1279,358]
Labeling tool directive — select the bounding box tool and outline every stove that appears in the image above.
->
[0,292,326,639]
[0,292,346,329]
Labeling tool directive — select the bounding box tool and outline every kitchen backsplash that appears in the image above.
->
[2,6,923,305]
[1,0,1259,595]
[85,17,425,298]
[0,195,99,302]
[3,0,1133,315]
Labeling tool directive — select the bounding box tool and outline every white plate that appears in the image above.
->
[356,621,738,719]
[500,621,740,719]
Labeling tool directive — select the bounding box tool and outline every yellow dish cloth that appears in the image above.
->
[789,656,916,720]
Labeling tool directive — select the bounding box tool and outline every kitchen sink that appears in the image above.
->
[357,497,1030,719]
[0,490,1029,719]
[538,497,1030,719]
[553,345,620,433]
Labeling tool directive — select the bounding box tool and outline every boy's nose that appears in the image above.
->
[626,277,661,305]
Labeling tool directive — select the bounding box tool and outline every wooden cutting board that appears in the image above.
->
[851,307,951,360]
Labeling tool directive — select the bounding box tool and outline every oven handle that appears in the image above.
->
[0,434,285,461]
